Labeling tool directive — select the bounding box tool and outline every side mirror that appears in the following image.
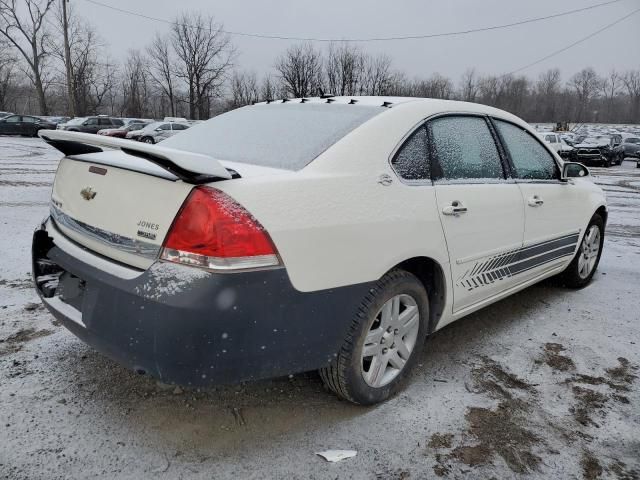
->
[154,127,162,132]
[562,162,589,180]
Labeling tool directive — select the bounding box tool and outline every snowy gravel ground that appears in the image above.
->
[0,138,638,480]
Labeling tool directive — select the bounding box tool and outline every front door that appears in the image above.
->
[3,115,22,135]
[492,119,585,284]
[429,115,525,312]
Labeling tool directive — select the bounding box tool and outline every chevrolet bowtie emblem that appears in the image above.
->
[80,186,97,201]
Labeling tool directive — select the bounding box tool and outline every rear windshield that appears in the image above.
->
[161,104,383,170]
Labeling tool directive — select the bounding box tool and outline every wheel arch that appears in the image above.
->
[595,204,608,228]
[393,256,447,334]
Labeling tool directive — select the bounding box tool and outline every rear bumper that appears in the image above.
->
[33,218,372,386]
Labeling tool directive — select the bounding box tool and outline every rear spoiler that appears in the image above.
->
[39,130,232,184]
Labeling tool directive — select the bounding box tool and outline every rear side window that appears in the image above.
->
[161,103,383,170]
[111,119,124,126]
[494,120,558,180]
[391,126,429,181]
[430,116,504,180]
[99,118,111,125]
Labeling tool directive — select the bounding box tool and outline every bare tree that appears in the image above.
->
[229,70,259,107]
[121,49,148,118]
[172,12,235,120]
[0,0,55,114]
[325,42,365,95]
[567,67,602,122]
[0,37,16,110]
[460,68,479,102]
[51,7,94,115]
[535,69,561,120]
[361,54,394,96]
[622,70,640,123]
[147,33,176,117]
[601,70,620,122]
[260,74,282,101]
[274,42,322,98]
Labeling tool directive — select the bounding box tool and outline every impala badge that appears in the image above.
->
[80,187,97,201]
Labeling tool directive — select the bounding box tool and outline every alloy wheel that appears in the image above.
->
[361,294,420,388]
[577,225,601,279]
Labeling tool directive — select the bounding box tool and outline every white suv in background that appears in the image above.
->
[36,97,606,404]
[128,121,190,144]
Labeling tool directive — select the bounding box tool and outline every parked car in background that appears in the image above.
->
[35,97,606,404]
[40,116,71,127]
[97,122,150,138]
[621,136,640,160]
[0,114,56,137]
[57,116,124,134]
[537,132,574,160]
[133,121,190,144]
[571,134,625,167]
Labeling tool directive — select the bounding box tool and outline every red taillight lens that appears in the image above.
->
[160,186,280,271]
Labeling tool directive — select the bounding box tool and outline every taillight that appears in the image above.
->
[160,186,280,271]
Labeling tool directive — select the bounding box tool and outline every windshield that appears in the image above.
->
[66,117,87,125]
[582,136,609,144]
[141,122,164,131]
[162,104,384,170]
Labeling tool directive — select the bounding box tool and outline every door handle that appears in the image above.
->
[442,201,468,216]
[527,195,544,207]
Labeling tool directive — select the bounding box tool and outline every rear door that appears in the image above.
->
[430,115,525,312]
[492,119,584,283]
[21,116,38,136]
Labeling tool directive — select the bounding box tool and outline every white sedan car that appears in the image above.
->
[35,97,606,404]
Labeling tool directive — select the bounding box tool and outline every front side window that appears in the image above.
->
[391,126,429,181]
[545,135,557,143]
[99,118,111,126]
[85,118,98,125]
[160,123,171,131]
[494,120,558,180]
[430,115,504,181]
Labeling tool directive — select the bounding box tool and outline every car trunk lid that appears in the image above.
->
[41,130,237,269]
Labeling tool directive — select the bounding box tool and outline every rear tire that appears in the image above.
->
[319,269,429,405]
[141,136,154,144]
[558,214,604,289]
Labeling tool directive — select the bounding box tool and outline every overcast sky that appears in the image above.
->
[74,0,640,81]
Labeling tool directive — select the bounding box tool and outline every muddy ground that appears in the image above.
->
[0,138,638,479]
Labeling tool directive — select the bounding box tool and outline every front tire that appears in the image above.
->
[319,269,429,405]
[559,214,604,288]
[141,136,154,144]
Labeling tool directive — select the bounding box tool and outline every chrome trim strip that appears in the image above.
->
[50,204,160,261]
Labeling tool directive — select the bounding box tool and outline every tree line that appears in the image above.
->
[1,0,639,123]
